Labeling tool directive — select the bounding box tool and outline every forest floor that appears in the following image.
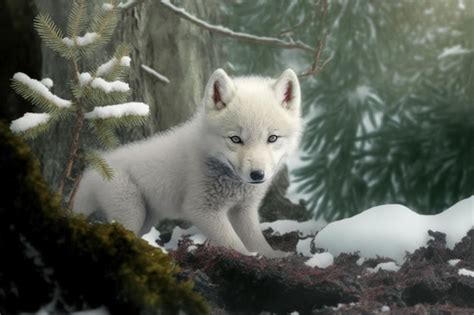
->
[164,228,474,314]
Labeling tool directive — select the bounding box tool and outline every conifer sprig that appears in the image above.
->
[85,151,114,181]
[34,13,75,60]
[67,0,88,38]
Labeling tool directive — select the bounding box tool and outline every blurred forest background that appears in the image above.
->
[1,0,473,222]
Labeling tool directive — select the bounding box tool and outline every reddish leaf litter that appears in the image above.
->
[170,229,474,314]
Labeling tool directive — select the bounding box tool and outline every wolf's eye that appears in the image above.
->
[267,135,279,143]
[229,136,243,144]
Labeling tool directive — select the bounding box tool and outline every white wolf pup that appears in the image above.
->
[74,68,302,258]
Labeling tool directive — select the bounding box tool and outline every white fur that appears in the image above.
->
[73,69,302,258]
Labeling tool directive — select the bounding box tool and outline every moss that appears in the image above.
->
[0,122,209,314]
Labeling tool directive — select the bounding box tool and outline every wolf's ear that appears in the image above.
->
[203,68,235,111]
[273,69,301,112]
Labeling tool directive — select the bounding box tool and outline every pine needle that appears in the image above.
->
[85,151,114,181]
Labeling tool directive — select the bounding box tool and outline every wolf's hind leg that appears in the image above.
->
[96,172,147,235]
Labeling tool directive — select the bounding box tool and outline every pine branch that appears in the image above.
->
[85,151,114,181]
[11,74,72,119]
[91,120,120,149]
[34,13,75,59]
[67,0,88,38]
[96,43,131,81]
[10,112,54,140]
[86,0,119,53]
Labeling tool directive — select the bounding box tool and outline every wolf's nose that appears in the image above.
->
[250,170,265,181]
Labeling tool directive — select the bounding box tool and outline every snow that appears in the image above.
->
[458,268,474,277]
[141,64,170,84]
[96,56,131,77]
[84,102,149,119]
[438,45,471,59]
[40,78,53,89]
[305,252,334,269]
[90,77,130,93]
[367,262,400,273]
[102,3,114,11]
[314,196,474,263]
[296,238,313,256]
[121,56,131,67]
[141,227,167,253]
[381,305,390,312]
[164,226,206,251]
[78,72,92,86]
[10,112,51,133]
[118,0,136,9]
[63,32,98,47]
[260,220,323,237]
[13,72,72,108]
[448,259,461,266]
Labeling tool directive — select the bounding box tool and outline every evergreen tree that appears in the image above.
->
[10,0,149,208]
[220,0,473,220]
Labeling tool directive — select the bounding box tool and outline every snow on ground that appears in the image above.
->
[63,32,98,47]
[10,112,50,133]
[260,220,324,237]
[164,226,207,250]
[458,268,474,277]
[296,238,313,256]
[84,102,149,119]
[314,196,473,263]
[305,252,334,269]
[141,227,167,253]
[13,72,71,108]
[448,259,461,266]
[367,262,400,273]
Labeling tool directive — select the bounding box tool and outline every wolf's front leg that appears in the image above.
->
[228,202,289,258]
[183,201,253,255]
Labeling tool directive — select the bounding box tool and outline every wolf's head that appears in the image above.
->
[202,68,302,184]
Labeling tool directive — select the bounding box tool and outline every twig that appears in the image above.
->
[57,107,84,198]
[121,0,314,53]
[141,64,170,84]
[158,0,315,53]
[299,0,332,78]
[67,172,83,212]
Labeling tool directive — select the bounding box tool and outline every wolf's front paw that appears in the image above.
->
[262,249,292,259]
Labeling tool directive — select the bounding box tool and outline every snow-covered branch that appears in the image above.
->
[141,65,170,84]
[85,102,149,119]
[120,0,315,53]
[10,112,51,133]
[13,72,72,108]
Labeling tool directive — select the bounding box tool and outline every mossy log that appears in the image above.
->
[0,122,208,315]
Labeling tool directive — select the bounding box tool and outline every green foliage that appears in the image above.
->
[67,0,88,38]
[85,151,114,180]
[220,0,474,220]
[11,79,72,118]
[34,13,74,59]
[12,0,150,183]
[0,123,209,314]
